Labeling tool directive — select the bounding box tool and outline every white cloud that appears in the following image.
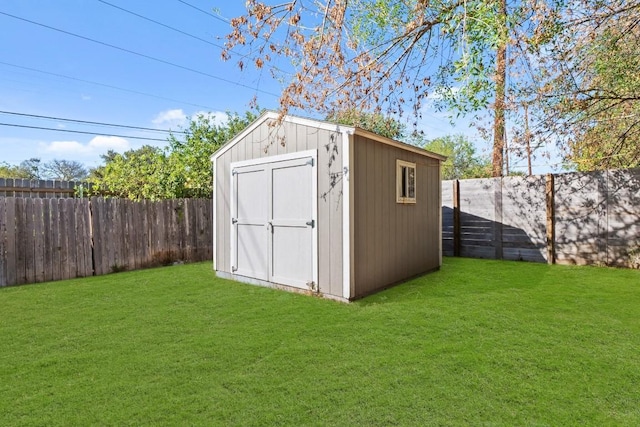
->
[152,109,228,130]
[152,109,187,128]
[192,110,227,125]
[81,94,91,101]
[42,136,130,156]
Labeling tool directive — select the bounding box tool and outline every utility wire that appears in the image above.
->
[176,0,228,23]
[97,0,293,77]
[0,110,188,134]
[0,10,280,97]
[0,61,221,111]
[0,122,169,142]
[96,0,226,51]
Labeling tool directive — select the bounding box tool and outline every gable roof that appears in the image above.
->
[211,111,447,162]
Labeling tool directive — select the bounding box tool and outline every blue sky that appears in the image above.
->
[0,0,554,173]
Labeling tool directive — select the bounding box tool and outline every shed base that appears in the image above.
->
[215,270,350,303]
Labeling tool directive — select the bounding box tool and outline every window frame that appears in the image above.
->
[396,159,417,204]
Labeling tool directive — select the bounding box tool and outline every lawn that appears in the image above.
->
[1,258,639,426]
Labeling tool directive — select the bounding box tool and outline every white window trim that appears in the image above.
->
[396,159,417,204]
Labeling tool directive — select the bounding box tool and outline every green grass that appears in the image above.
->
[1,258,639,426]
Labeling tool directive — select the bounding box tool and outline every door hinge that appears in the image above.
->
[232,266,237,272]
[232,169,237,175]
[232,218,238,224]
[306,158,314,166]
[306,219,315,228]
[307,281,318,292]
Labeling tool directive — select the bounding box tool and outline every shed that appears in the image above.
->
[211,111,445,301]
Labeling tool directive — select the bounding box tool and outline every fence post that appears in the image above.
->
[494,178,503,260]
[453,179,461,257]
[545,173,555,264]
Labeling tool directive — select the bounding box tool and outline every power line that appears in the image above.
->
[0,110,188,134]
[176,0,228,24]
[97,0,294,77]
[0,122,169,142]
[0,61,221,111]
[0,10,280,98]
[96,0,226,51]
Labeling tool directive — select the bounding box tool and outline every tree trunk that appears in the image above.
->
[492,0,507,177]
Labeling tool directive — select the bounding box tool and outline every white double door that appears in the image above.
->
[231,150,317,289]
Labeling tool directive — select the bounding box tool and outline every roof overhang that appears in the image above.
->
[211,111,446,163]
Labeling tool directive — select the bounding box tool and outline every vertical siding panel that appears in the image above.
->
[373,139,383,289]
[355,137,370,290]
[380,145,391,287]
[317,129,332,294]
[365,137,377,288]
[325,129,342,296]
[250,125,259,160]
[286,122,298,153]
[297,122,307,151]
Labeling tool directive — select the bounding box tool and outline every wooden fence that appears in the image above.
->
[0,197,213,287]
[442,168,640,268]
[0,178,87,198]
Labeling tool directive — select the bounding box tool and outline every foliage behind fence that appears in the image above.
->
[0,178,88,198]
[442,168,640,268]
[0,197,212,287]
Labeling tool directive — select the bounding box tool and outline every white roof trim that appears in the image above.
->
[353,128,447,161]
[210,111,446,163]
[211,111,355,163]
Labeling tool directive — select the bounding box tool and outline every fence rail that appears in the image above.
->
[443,168,640,268]
[0,178,86,198]
[0,197,212,287]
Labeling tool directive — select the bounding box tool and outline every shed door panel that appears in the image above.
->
[231,151,317,291]
[270,158,313,288]
[233,166,268,280]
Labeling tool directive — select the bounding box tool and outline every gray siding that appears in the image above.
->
[214,119,344,297]
[352,135,441,298]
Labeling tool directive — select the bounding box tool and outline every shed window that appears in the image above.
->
[396,160,416,204]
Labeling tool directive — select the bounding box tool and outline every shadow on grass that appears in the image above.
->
[356,257,557,306]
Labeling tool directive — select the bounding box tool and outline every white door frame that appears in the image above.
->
[230,149,318,290]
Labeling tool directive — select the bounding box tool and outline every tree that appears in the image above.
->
[523,1,640,171]
[167,110,260,198]
[224,0,565,176]
[90,145,172,200]
[41,159,89,181]
[424,135,491,179]
[90,110,260,200]
[18,158,42,179]
[326,109,404,139]
[0,162,32,179]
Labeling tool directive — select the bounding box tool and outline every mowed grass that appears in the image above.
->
[1,258,639,426]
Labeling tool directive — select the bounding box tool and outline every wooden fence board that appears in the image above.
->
[0,197,213,286]
[443,167,640,268]
[0,198,5,286]
[33,198,45,283]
